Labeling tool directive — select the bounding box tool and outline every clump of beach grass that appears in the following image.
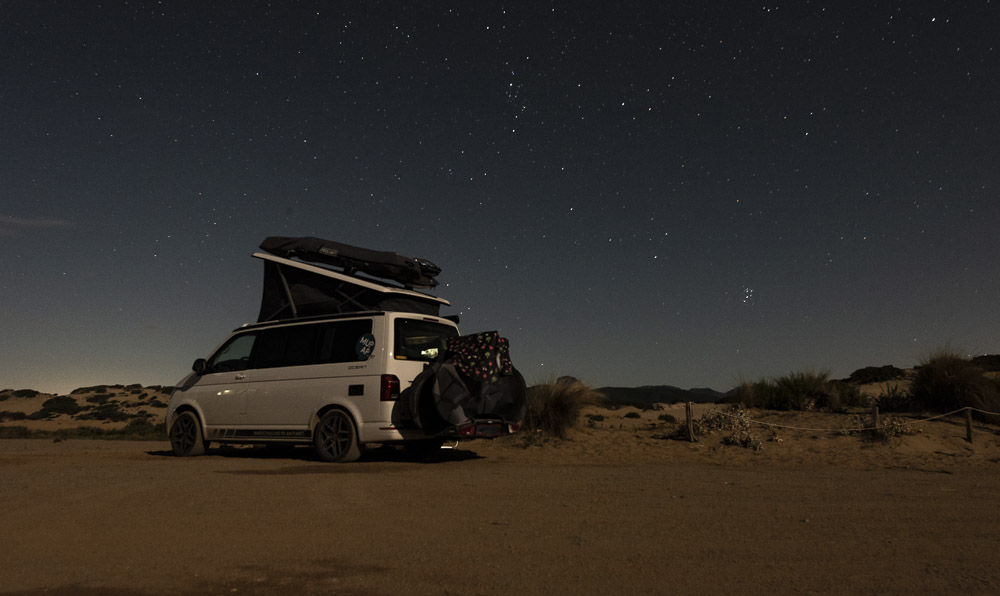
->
[910,348,1000,417]
[521,378,602,440]
[732,371,864,411]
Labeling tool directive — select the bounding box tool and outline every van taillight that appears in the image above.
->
[380,374,400,401]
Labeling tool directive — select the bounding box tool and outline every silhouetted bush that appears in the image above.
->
[829,380,868,408]
[0,420,165,441]
[0,425,33,439]
[0,411,28,422]
[28,395,82,419]
[776,371,840,410]
[77,404,131,422]
[731,379,778,409]
[876,383,913,412]
[910,349,1000,415]
[624,411,641,419]
[12,389,40,398]
[734,371,861,411]
[71,385,107,395]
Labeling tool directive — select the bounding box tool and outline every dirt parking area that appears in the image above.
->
[2,438,999,595]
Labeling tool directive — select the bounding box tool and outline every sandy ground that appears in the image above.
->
[3,405,1000,595]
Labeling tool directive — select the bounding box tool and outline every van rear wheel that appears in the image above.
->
[313,410,361,463]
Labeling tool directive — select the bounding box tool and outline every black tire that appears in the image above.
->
[169,411,206,457]
[313,410,361,463]
[403,439,445,460]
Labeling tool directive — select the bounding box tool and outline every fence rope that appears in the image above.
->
[741,406,1000,434]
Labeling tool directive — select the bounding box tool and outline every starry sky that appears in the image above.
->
[2,1,998,395]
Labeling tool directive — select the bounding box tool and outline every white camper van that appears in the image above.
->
[166,310,459,462]
[166,237,521,462]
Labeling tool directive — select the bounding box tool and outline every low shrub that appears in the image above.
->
[0,420,165,441]
[0,425,33,439]
[118,418,166,440]
[910,349,1000,414]
[775,371,839,410]
[0,411,28,422]
[623,411,641,419]
[77,404,131,422]
[734,372,846,411]
[829,381,868,408]
[658,413,677,423]
[12,389,40,398]
[71,385,107,395]
[730,379,777,409]
[876,383,912,412]
[29,395,82,419]
[685,406,762,451]
[848,411,916,444]
[522,378,602,439]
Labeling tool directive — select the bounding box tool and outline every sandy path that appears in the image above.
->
[2,439,999,595]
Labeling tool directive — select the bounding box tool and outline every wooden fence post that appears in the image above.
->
[965,407,974,443]
[686,401,695,442]
[871,405,880,430]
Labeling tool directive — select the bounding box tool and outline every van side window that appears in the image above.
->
[207,333,258,373]
[322,319,375,362]
[252,319,375,369]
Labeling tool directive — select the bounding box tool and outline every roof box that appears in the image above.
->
[255,237,449,322]
[259,236,440,288]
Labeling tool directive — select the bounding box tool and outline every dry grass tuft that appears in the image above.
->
[911,348,1000,416]
[522,378,603,439]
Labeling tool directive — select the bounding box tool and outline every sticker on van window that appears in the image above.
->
[356,333,376,360]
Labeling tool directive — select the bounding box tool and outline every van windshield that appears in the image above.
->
[394,319,458,362]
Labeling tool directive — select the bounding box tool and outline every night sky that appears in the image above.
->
[2,1,998,395]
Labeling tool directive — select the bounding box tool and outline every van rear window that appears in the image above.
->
[394,319,458,362]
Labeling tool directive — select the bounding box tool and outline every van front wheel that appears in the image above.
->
[169,411,206,457]
[313,410,361,463]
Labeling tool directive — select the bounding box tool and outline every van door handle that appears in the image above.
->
[235,373,246,380]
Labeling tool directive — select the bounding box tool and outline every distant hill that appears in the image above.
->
[596,385,728,407]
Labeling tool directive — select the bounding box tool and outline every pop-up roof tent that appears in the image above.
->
[254,236,449,322]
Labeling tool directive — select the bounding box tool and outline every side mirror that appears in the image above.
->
[192,358,207,375]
